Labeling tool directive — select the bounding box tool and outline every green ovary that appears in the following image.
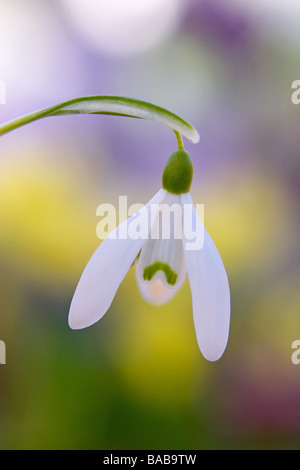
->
[162,149,193,194]
[143,262,178,286]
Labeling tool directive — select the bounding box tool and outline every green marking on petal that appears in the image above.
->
[143,262,178,286]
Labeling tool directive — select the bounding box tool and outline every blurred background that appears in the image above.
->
[0,0,300,450]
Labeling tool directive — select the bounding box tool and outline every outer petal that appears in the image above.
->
[68,189,166,329]
[182,193,230,361]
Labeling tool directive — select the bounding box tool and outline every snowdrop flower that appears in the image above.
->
[68,148,230,362]
[0,93,230,361]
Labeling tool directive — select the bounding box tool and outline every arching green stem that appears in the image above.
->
[0,95,200,144]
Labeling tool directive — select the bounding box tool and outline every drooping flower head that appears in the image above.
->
[68,147,231,362]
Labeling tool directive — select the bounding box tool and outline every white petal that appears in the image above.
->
[68,189,166,329]
[136,277,180,306]
[182,193,231,362]
[136,192,186,304]
[136,253,186,306]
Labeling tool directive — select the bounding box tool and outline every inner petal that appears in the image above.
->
[136,192,186,290]
[136,276,180,306]
[140,237,184,288]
